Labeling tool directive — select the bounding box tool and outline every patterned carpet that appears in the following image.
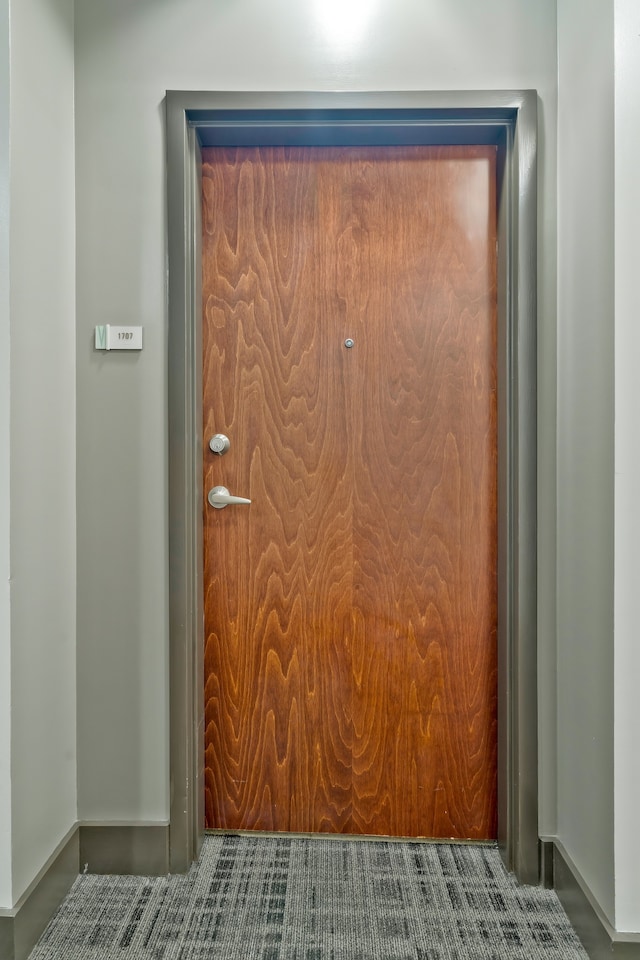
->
[29,834,588,959]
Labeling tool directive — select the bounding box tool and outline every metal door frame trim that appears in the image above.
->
[165,90,538,883]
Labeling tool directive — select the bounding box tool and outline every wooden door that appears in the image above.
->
[202,145,497,839]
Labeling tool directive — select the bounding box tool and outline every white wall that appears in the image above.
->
[556,0,615,925]
[8,0,76,904]
[0,0,12,911]
[74,0,558,830]
[613,0,640,933]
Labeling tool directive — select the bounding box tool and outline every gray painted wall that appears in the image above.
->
[613,0,640,932]
[7,0,77,906]
[74,0,559,833]
[0,0,12,909]
[556,0,615,926]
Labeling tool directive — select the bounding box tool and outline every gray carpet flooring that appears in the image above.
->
[29,834,589,959]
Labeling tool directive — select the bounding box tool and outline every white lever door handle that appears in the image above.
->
[208,485,251,509]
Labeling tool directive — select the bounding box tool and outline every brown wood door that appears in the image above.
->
[202,145,497,839]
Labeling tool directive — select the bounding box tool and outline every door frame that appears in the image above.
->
[165,90,538,883]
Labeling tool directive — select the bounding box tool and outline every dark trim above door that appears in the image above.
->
[165,90,538,883]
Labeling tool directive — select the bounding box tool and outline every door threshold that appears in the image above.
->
[204,828,496,846]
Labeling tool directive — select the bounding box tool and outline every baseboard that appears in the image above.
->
[0,824,79,960]
[539,838,554,889]
[552,840,640,960]
[0,821,171,960]
[0,917,14,960]
[79,822,170,876]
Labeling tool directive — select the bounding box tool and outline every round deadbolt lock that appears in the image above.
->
[209,433,230,456]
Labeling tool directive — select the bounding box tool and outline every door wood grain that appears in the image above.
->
[202,145,497,839]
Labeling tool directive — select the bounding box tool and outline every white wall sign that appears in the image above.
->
[94,325,143,351]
